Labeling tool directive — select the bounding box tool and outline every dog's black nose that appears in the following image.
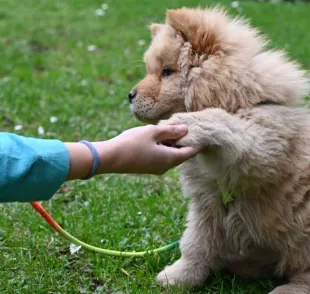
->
[128,90,137,104]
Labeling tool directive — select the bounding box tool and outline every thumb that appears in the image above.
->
[154,124,188,141]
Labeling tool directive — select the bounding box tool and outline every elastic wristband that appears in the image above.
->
[79,140,100,179]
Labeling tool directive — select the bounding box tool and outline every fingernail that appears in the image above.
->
[178,125,187,134]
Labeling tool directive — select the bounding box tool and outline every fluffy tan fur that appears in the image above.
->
[129,7,310,293]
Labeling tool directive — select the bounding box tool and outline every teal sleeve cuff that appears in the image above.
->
[0,133,70,202]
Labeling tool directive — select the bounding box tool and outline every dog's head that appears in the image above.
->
[129,7,309,123]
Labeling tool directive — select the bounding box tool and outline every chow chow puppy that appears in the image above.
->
[129,7,310,293]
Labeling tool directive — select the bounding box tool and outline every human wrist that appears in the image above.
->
[79,140,100,179]
[92,139,122,174]
[64,142,93,180]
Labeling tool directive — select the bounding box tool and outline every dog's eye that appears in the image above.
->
[161,68,173,77]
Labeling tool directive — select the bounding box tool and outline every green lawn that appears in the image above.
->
[0,0,309,293]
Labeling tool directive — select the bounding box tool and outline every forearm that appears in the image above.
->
[0,133,70,202]
[0,134,122,202]
[64,142,93,180]
[64,140,123,180]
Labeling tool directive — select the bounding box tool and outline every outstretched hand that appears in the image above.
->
[65,124,202,180]
[95,124,202,175]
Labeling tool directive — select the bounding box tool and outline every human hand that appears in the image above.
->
[93,124,202,175]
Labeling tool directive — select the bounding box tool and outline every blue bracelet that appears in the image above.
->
[79,140,100,180]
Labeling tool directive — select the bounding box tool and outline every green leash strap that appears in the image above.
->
[30,202,179,257]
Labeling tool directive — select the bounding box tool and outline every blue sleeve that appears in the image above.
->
[0,133,70,202]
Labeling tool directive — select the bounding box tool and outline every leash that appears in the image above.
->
[30,201,179,257]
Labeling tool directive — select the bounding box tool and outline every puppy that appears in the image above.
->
[129,7,310,293]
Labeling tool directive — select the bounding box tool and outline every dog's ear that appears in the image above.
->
[149,23,164,38]
[166,8,222,55]
[166,9,194,42]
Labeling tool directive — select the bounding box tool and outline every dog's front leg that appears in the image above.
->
[270,271,310,294]
[157,198,224,290]
[159,107,290,184]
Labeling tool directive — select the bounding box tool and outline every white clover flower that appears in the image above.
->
[137,39,146,47]
[69,244,82,254]
[38,126,45,135]
[101,3,108,10]
[80,80,88,86]
[87,45,97,52]
[95,9,105,16]
[14,125,23,131]
[50,116,58,124]
[231,1,239,8]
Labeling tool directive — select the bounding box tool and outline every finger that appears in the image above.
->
[157,144,203,167]
[176,145,203,160]
[165,145,202,166]
[153,124,188,141]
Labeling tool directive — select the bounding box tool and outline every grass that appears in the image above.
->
[0,0,309,293]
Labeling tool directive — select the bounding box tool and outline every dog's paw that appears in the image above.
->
[156,259,208,290]
[158,113,201,147]
[156,265,182,287]
[158,113,194,128]
[176,132,201,148]
[269,284,310,294]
